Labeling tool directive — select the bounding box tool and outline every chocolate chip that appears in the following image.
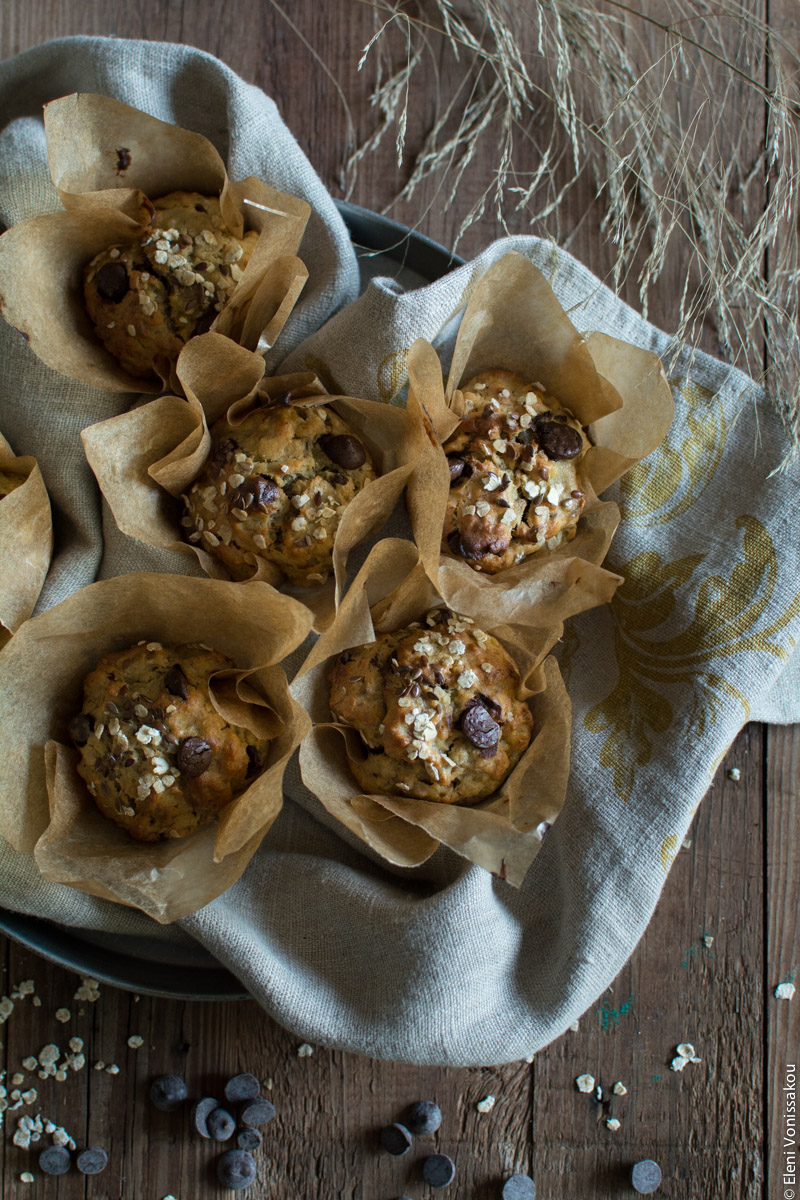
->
[459,701,500,757]
[193,308,217,336]
[95,261,129,303]
[39,1145,72,1175]
[150,1073,188,1111]
[447,524,508,562]
[239,1098,276,1128]
[502,1174,536,1199]
[380,1123,413,1156]
[405,1100,442,1135]
[532,417,583,460]
[237,1127,263,1152]
[75,1147,108,1175]
[631,1160,662,1194]
[319,433,366,470]
[176,737,213,777]
[210,438,237,474]
[475,692,502,721]
[447,455,469,485]
[69,712,93,746]
[217,1148,258,1191]
[246,745,262,779]
[207,1107,236,1142]
[232,476,280,513]
[115,147,131,172]
[164,664,189,700]
[192,1096,219,1138]
[422,1153,456,1187]
[224,1073,261,1104]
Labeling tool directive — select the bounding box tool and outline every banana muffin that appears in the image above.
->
[84,191,258,380]
[69,641,268,842]
[183,399,376,587]
[442,368,589,573]
[329,607,533,805]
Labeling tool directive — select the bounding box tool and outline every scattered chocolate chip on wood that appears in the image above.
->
[149,1073,188,1111]
[631,1159,662,1194]
[68,713,93,746]
[75,1146,108,1175]
[236,1127,263,1152]
[502,1173,536,1199]
[404,1100,442,1135]
[39,1145,72,1176]
[192,1096,219,1139]
[224,1073,262,1104]
[207,1107,236,1142]
[423,1152,456,1187]
[380,1123,413,1156]
[217,1148,258,1191]
[239,1098,276,1128]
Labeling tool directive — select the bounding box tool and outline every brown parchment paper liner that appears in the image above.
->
[406,252,674,623]
[0,573,312,922]
[0,92,311,395]
[293,539,571,886]
[82,334,417,632]
[0,432,52,642]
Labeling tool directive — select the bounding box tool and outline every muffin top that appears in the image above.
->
[83,191,258,380]
[183,399,376,587]
[442,368,589,573]
[70,640,268,842]
[329,607,533,805]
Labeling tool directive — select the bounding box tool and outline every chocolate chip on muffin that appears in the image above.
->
[441,368,589,574]
[328,607,533,805]
[182,401,376,587]
[70,641,268,842]
[83,191,259,380]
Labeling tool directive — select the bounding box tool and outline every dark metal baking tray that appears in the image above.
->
[0,201,463,1001]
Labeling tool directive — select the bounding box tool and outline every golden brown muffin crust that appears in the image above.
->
[329,607,533,805]
[83,191,258,380]
[70,641,268,842]
[442,368,589,573]
[183,401,376,587]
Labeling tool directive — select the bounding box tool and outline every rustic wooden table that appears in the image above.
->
[0,3,797,1198]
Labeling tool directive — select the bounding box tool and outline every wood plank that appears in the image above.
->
[767,724,800,1198]
[534,725,765,1199]
[0,937,534,1197]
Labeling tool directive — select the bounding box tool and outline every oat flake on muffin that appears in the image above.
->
[183,399,376,587]
[83,191,258,380]
[442,368,589,573]
[69,641,268,842]
[329,607,533,805]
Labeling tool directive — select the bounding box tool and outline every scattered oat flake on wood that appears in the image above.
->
[297,1043,314,1057]
[476,1095,496,1113]
[775,982,796,1000]
[55,1008,71,1023]
[575,1074,595,1093]
[613,1081,627,1095]
[127,1035,144,1048]
[74,977,100,1002]
[606,1117,621,1131]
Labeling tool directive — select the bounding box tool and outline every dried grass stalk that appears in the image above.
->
[352,0,800,462]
